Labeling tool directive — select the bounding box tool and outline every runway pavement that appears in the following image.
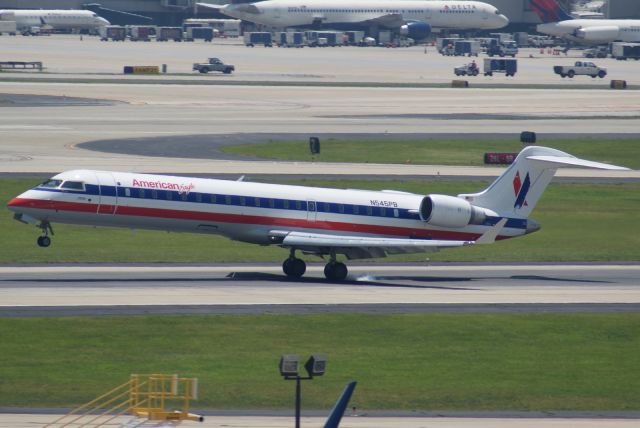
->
[2,264,639,315]
[2,413,640,428]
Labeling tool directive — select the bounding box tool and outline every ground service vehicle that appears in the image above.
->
[553,61,607,78]
[193,58,234,74]
[100,25,126,41]
[454,40,480,57]
[244,32,272,47]
[583,46,608,58]
[484,58,517,76]
[454,62,480,76]
[487,39,518,57]
[157,27,183,42]
[611,42,640,60]
[186,27,214,42]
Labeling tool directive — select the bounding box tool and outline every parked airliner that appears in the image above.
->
[198,0,509,40]
[7,146,628,281]
[0,9,110,32]
[532,0,640,43]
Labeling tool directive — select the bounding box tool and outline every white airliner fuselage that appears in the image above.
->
[0,9,109,32]
[204,0,508,32]
[538,19,640,43]
[7,147,628,281]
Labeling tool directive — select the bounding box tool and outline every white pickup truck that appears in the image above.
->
[553,61,607,78]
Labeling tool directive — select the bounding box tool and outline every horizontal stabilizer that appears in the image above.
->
[527,155,630,171]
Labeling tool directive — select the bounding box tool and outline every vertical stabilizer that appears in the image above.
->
[530,0,574,23]
[323,381,357,428]
[458,146,628,219]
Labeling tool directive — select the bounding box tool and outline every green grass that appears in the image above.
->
[221,138,640,169]
[0,314,638,410]
[2,178,639,263]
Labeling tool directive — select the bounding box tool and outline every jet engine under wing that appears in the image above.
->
[280,231,473,259]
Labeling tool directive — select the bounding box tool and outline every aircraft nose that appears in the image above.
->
[497,14,509,27]
[98,18,110,25]
[6,196,27,211]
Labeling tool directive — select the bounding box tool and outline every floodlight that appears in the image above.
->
[304,354,327,377]
[279,354,300,377]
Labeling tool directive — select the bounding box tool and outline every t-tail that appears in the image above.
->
[530,0,573,23]
[459,146,629,220]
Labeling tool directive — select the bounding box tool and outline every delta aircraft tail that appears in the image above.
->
[458,146,629,219]
[530,0,573,23]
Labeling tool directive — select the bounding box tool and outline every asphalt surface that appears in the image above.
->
[2,263,639,314]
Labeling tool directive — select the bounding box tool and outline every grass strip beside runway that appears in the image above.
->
[222,138,640,169]
[0,314,638,410]
[1,178,639,263]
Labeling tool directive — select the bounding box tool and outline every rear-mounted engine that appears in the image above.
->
[419,194,492,228]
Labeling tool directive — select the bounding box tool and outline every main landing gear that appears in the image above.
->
[281,249,349,282]
[36,221,53,248]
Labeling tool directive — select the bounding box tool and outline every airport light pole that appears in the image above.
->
[279,354,327,428]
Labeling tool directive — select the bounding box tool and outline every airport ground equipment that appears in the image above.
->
[344,30,365,45]
[487,39,518,57]
[484,153,517,164]
[186,27,214,42]
[44,374,202,428]
[583,45,609,58]
[437,37,464,54]
[454,62,480,76]
[0,61,42,71]
[128,25,155,41]
[483,58,517,76]
[100,25,126,41]
[157,26,183,42]
[279,32,305,47]
[554,61,606,78]
[244,31,272,47]
[0,20,17,35]
[611,42,640,60]
[192,58,234,74]
[454,40,480,57]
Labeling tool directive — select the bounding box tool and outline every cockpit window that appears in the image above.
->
[60,181,85,190]
[495,10,501,14]
[39,179,63,188]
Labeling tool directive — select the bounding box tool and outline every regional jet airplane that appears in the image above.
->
[198,0,509,40]
[0,9,110,32]
[7,146,628,281]
[532,0,640,43]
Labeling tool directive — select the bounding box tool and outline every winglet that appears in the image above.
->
[475,218,507,245]
[323,381,357,428]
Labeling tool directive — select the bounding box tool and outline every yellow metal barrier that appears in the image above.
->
[45,374,202,427]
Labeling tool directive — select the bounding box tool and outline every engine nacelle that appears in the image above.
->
[399,21,431,41]
[575,26,620,42]
[419,194,489,228]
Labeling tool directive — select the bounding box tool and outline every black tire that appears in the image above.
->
[324,262,348,281]
[568,70,575,78]
[561,73,566,78]
[199,68,209,74]
[283,258,305,278]
[37,236,51,247]
[598,70,606,78]
[223,68,232,74]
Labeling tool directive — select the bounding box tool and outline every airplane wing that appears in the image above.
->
[276,219,505,259]
[365,13,405,28]
[196,2,226,11]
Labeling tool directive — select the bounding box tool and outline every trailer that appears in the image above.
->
[483,58,517,77]
[317,31,342,46]
[454,40,480,57]
[344,30,365,46]
[278,32,305,47]
[611,42,640,60]
[129,26,155,42]
[100,25,126,41]
[244,32,272,47]
[157,27,183,42]
[186,27,214,42]
[0,21,17,36]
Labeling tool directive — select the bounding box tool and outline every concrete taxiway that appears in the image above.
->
[2,414,640,428]
[1,264,638,313]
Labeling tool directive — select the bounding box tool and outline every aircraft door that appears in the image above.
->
[95,171,118,214]
[307,200,317,222]
[482,9,489,20]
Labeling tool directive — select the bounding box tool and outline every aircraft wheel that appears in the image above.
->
[283,258,306,278]
[324,262,348,281]
[37,236,51,248]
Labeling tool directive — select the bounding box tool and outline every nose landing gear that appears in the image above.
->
[36,221,54,247]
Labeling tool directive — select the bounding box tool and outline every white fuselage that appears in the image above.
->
[7,170,526,246]
[0,9,109,31]
[538,19,640,43]
[221,0,508,30]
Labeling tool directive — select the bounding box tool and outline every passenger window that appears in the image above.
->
[339,204,345,214]
[394,208,399,218]
[196,194,202,203]
[283,200,290,209]
[225,195,231,205]
[138,188,145,198]
[323,203,330,213]
[380,207,386,217]
[125,188,131,197]
[295,201,302,210]
[255,197,261,207]
[366,206,373,216]
[151,189,158,199]
[269,199,275,208]
[166,191,173,200]
[240,196,246,206]
[180,193,188,201]
[353,205,359,215]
